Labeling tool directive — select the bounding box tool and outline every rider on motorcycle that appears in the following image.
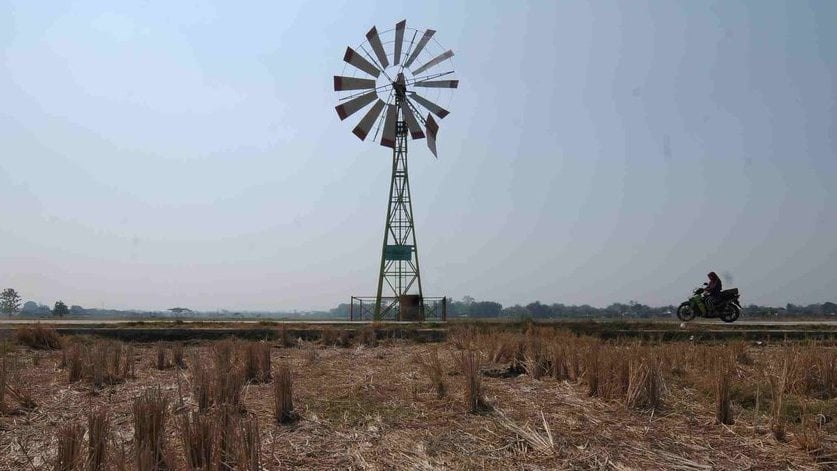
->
[705,271,722,311]
[678,273,741,322]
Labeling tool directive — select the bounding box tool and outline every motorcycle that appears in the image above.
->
[676,285,742,323]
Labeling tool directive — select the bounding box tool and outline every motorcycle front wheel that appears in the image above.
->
[721,304,740,323]
[677,302,696,321]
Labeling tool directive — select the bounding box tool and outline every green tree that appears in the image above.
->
[1,288,22,317]
[53,300,69,317]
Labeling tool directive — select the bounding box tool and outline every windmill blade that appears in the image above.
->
[425,114,439,157]
[411,50,454,75]
[393,20,406,66]
[403,29,435,68]
[334,76,376,91]
[408,92,449,119]
[352,100,386,141]
[335,91,377,121]
[380,104,398,148]
[414,79,459,89]
[365,26,389,69]
[343,47,380,78]
[401,99,425,139]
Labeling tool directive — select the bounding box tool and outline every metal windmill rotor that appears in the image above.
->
[333,20,458,319]
[334,20,457,155]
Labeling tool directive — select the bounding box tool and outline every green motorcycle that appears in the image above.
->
[676,285,742,323]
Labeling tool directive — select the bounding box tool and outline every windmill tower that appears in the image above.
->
[333,20,458,320]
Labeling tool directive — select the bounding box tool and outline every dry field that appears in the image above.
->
[1,323,836,470]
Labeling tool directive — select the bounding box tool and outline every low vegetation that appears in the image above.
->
[0,323,835,468]
[14,323,62,350]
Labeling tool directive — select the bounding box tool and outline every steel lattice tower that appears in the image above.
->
[374,79,423,318]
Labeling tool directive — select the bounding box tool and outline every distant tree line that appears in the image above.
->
[4,285,836,320]
[446,298,676,319]
[326,297,837,320]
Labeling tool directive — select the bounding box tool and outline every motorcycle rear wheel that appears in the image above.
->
[721,304,740,323]
[677,302,696,321]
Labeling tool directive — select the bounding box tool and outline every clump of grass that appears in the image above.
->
[54,422,84,471]
[769,358,790,441]
[586,346,600,396]
[487,333,525,365]
[156,343,171,370]
[132,388,169,469]
[91,340,125,388]
[626,356,664,411]
[716,357,735,425]
[191,355,212,412]
[15,323,62,350]
[218,405,239,468]
[172,343,186,369]
[798,346,836,400]
[418,348,447,398]
[523,336,548,380]
[213,339,235,367]
[274,362,296,424]
[67,345,83,383]
[87,409,109,471]
[550,344,569,381]
[459,351,489,413]
[237,415,262,471]
[103,340,123,380]
[215,368,245,410]
[122,344,136,379]
[212,407,262,470]
[792,400,827,459]
[179,411,215,469]
[243,341,272,383]
[64,340,126,387]
[587,345,630,400]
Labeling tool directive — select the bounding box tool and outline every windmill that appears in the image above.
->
[333,20,458,320]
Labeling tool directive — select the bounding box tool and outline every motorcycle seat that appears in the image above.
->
[720,288,739,301]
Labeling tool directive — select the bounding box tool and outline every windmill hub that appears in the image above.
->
[393,73,407,98]
[333,20,458,320]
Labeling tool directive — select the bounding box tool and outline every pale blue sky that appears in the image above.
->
[1,1,835,311]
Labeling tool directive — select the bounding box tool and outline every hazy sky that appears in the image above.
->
[1,1,835,311]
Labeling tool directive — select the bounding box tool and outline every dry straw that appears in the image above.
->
[715,356,735,425]
[86,409,109,471]
[132,387,169,468]
[460,350,489,413]
[274,362,296,423]
[54,422,84,471]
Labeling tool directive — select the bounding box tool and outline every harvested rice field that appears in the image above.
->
[1,323,836,470]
